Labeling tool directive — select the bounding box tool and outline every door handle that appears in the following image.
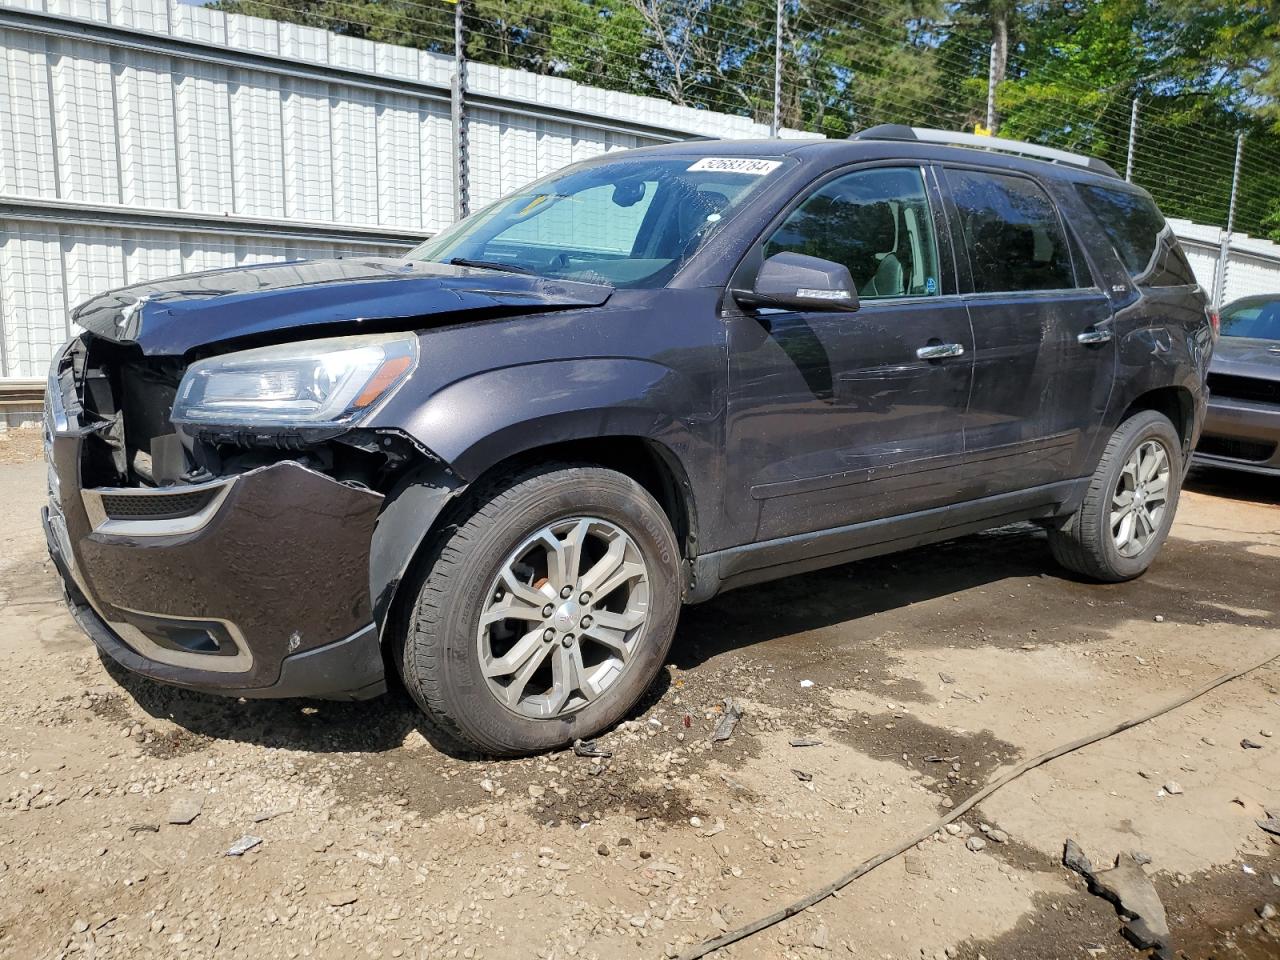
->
[1077,327,1113,345]
[916,343,965,360]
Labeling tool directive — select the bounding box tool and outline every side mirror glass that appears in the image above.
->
[733,251,859,313]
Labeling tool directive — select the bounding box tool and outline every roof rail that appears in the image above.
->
[851,124,1120,178]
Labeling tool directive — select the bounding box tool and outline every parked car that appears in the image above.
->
[1193,294,1280,475]
[44,127,1213,755]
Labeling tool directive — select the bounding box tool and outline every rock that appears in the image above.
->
[596,843,609,857]
[1069,850,1172,958]
[799,679,814,688]
[1201,737,1217,746]
[1242,738,1264,750]
[709,699,743,743]
[1258,819,1280,838]
[326,890,359,907]
[1153,615,1165,623]
[789,738,823,748]
[72,920,89,934]
[988,829,1009,844]
[966,837,986,852]
[944,824,962,836]
[251,804,292,823]
[1162,781,1183,796]
[225,835,263,857]
[1259,903,1277,920]
[812,923,829,949]
[939,672,956,684]
[472,816,485,836]
[166,793,204,825]
[1063,839,1094,876]
[527,785,546,798]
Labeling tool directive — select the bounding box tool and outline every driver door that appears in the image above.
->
[724,164,975,543]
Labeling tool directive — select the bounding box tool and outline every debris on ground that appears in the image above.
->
[792,769,813,782]
[126,823,159,835]
[709,699,743,743]
[226,835,263,857]
[966,837,986,852]
[1063,841,1173,959]
[1162,780,1184,796]
[789,737,823,747]
[165,793,204,825]
[572,738,612,759]
[1242,738,1264,749]
[799,679,814,688]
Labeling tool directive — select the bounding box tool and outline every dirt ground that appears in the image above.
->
[1,426,1278,960]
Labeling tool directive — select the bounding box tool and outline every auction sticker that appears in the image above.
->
[687,157,782,175]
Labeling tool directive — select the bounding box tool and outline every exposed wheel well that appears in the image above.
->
[465,437,697,563]
[1119,386,1194,451]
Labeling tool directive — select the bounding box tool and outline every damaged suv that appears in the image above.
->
[45,128,1212,755]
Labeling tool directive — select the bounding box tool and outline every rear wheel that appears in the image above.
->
[1048,410,1183,582]
[399,463,681,756]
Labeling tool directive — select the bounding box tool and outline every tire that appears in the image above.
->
[1048,410,1183,582]
[400,462,682,756]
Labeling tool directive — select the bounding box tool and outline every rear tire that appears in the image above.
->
[399,462,681,756]
[1048,411,1183,582]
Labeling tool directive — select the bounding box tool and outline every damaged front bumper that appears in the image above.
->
[45,424,390,700]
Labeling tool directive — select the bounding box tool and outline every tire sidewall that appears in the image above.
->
[1094,413,1183,579]
[427,469,680,754]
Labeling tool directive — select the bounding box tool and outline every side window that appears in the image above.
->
[764,167,941,300]
[946,169,1078,293]
[1076,183,1193,286]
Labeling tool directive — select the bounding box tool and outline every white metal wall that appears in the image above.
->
[2,0,1278,380]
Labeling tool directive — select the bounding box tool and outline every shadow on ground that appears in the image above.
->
[109,521,1278,759]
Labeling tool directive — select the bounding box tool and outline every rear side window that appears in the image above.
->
[1077,183,1194,286]
[946,169,1077,293]
[764,166,941,300]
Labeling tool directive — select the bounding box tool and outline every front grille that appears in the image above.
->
[1207,373,1280,405]
[99,488,218,521]
[1197,435,1277,463]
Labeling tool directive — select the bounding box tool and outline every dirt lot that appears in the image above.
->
[1,426,1278,960]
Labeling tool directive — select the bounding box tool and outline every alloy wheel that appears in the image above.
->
[476,517,650,719]
[1110,439,1171,559]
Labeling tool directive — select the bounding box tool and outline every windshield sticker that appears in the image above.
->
[687,157,782,175]
[925,276,937,294]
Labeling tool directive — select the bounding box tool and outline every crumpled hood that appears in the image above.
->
[72,257,613,356]
[1210,336,1280,380]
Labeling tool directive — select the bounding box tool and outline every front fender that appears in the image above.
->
[391,358,708,483]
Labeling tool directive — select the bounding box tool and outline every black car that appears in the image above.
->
[1194,294,1280,475]
[44,127,1213,755]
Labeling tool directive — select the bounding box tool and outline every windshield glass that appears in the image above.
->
[405,155,789,288]
[1220,299,1280,341]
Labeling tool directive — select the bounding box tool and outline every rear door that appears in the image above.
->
[940,166,1117,499]
[724,164,975,542]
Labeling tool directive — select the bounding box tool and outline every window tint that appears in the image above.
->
[1076,183,1191,286]
[1220,299,1280,341]
[764,167,941,299]
[947,169,1077,293]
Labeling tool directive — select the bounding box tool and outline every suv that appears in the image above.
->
[44,127,1213,755]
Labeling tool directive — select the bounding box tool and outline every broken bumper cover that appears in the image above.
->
[45,434,389,700]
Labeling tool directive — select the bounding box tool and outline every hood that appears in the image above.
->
[72,257,613,356]
[1211,336,1280,380]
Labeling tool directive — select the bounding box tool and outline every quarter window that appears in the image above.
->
[764,167,941,299]
[1077,183,1195,287]
[947,169,1077,293]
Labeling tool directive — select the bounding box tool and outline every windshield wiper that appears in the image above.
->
[446,257,536,276]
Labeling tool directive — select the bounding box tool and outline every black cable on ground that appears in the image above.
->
[677,646,1280,960]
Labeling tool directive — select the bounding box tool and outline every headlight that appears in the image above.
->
[171,333,417,428]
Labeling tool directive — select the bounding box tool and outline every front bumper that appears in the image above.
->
[45,426,390,700]
[1193,395,1280,476]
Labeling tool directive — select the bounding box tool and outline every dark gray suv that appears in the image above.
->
[44,127,1213,755]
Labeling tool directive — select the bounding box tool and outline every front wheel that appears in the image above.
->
[399,463,681,756]
[1048,410,1183,582]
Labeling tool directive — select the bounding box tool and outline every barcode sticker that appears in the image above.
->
[687,157,783,175]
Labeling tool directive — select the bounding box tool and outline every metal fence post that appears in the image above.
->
[770,0,783,136]
[985,42,997,132]
[1125,98,1138,182]
[451,0,470,221]
[1213,132,1245,310]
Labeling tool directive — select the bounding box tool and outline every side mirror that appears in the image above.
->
[732,251,859,313]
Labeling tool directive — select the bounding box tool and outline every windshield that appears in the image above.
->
[1220,299,1280,341]
[405,155,789,288]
